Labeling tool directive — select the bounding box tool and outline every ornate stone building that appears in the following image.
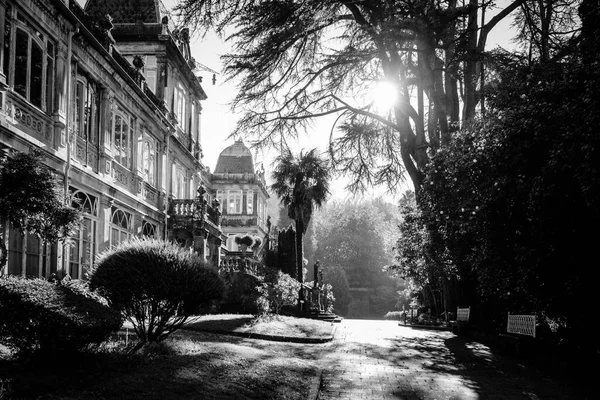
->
[0,0,225,278]
[212,139,270,257]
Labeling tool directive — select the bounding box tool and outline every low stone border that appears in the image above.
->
[398,323,451,331]
[184,323,337,344]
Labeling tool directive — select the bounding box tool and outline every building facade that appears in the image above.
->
[0,0,225,278]
[212,140,270,256]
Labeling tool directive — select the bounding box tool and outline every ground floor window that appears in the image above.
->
[68,216,96,279]
[110,207,133,247]
[7,226,56,277]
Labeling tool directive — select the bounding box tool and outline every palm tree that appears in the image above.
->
[271,148,330,302]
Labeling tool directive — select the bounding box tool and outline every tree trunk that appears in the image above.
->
[295,218,305,309]
[463,0,479,122]
[21,229,27,278]
[0,218,8,275]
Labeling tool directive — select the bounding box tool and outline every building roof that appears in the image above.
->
[84,0,164,24]
[214,140,255,174]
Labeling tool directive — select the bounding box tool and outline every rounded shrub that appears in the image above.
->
[0,276,123,357]
[89,238,224,344]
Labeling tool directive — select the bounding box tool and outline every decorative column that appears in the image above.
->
[53,41,68,149]
[99,89,114,178]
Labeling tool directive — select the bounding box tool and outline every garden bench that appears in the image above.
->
[450,306,470,334]
[499,313,536,355]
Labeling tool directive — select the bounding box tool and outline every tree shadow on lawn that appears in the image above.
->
[315,328,589,399]
[0,330,319,400]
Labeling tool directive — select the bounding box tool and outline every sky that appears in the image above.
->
[79,0,519,201]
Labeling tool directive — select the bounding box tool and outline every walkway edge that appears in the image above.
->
[183,327,335,344]
[306,368,323,400]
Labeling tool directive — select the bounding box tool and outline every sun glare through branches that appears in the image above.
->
[369,80,398,115]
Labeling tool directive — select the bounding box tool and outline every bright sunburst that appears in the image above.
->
[370,80,398,113]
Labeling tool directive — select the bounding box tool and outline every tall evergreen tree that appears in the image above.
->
[270,149,330,300]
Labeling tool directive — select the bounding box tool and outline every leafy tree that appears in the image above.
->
[416,0,600,346]
[89,238,224,348]
[313,199,398,288]
[0,150,81,275]
[271,148,330,296]
[387,192,455,316]
[177,0,524,195]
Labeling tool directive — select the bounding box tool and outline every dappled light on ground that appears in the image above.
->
[313,320,585,399]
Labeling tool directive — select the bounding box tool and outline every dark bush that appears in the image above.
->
[0,276,123,356]
[89,238,224,344]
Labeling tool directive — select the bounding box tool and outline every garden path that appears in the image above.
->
[313,319,585,400]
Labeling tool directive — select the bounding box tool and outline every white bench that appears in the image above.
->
[451,306,470,334]
[500,313,536,354]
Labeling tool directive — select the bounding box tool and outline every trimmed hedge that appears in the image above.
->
[89,238,224,343]
[0,277,123,356]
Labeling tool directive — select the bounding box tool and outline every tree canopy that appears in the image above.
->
[0,150,81,273]
[176,0,531,195]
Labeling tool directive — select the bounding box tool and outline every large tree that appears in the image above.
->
[0,150,81,276]
[177,0,525,197]
[270,148,330,296]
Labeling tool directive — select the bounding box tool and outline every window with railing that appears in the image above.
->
[228,190,242,214]
[142,135,157,186]
[112,105,133,168]
[72,75,98,144]
[247,190,254,215]
[3,6,55,113]
[174,82,186,127]
[172,162,186,199]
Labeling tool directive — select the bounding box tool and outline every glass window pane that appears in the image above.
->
[46,55,54,112]
[30,40,43,107]
[3,20,11,77]
[14,30,28,98]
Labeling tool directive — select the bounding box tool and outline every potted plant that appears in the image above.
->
[235,235,254,254]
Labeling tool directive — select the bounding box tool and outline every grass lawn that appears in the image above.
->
[0,315,329,399]
[184,314,335,340]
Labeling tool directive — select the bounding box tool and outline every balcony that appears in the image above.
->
[220,214,257,228]
[168,198,222,237]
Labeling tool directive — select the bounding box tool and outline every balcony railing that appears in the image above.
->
[168,199,222,228]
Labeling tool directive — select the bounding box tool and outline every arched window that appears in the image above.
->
[110,206,132,247]
[142,220,157,238]
[69,190,98,279]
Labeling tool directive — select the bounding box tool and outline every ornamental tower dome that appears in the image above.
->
[214,139,255,175]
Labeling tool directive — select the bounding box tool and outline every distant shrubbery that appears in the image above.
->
[89,238,224,345]
[260,269,300,315]
[221,266,299,315]
[0,276,122,356]
[383,311,406,321]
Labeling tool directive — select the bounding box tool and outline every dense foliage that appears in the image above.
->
[0,150,81,272]
[89,238,224,344]
[390,3,600,364]
[311,199,401,317]
[0,277,122,356]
